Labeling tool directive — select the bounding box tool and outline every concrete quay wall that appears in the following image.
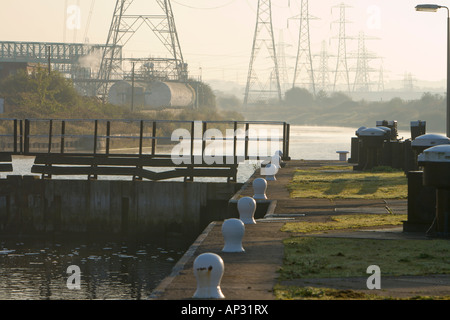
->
[0,175,242,239]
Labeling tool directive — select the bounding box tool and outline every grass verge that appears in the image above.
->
[273,284,450,300]
[281,214,407,234]
[279,237,450,280]
[287,165,407,199]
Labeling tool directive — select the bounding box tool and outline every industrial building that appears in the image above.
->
[0,1,194,110]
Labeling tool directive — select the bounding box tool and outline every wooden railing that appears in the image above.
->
[0,118,290,181]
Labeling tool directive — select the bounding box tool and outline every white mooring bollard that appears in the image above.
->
[193,253,225,299]
[221,218,245,253]
[237,196,256,224]
[252,177,268,200]
[336,151,349,161]
[264,163,278,181]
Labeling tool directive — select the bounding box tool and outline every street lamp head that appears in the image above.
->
[415,4,443,12]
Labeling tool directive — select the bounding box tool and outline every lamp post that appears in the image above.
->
[416,4,450,137]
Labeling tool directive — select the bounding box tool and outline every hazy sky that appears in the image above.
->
[0,0,448,87]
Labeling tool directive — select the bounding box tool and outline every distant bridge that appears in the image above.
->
[0,119,290,182]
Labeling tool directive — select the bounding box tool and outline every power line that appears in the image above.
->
[171,0,236,10]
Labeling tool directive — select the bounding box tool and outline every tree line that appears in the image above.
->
[226,86,447,132]
[0,66,243,122]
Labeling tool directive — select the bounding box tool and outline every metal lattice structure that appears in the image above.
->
[332,2,352,92]
[315,40,332,93]
[277,30,291,96]
[291,0,316,95]
[244,0,282,105]
[352,31,378,92]
[0,41,120,96]
[377,62,385,92]
[97,0,187,99]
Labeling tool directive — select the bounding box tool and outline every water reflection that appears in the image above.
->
[0,238,189,300]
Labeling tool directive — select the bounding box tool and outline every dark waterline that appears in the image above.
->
[0,235,194,300]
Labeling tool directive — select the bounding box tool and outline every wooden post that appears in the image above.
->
[93,120,98,155]
[245,123,249,161]
[202,122,207,165]
[190,121,195,165]
[139,120,144,156]
[13,119,17,154]
[48,119,53,153]
[152,121,156,156]
[19,119,23,154]
[60,120,65,154]
[24,119,30,154]
[285,123,290,160]
[106,120,111,155]
[233,121,237,165]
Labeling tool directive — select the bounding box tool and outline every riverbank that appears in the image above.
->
[151,159,450,300]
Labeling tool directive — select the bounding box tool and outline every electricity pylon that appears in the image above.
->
[377,60,385,92]
[352,31,378,92]
[244,0,282,105]
[97,0,186,99]
[331,2,352,92]
[277,30,291,97]
[315,40,332,93]
[291,0,316,95]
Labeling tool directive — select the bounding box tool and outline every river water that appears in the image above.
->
[0,125,409,300]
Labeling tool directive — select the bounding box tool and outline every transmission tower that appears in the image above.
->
[244,0,282,105]
[352,31,378,92]
[277,30,291,96]
[315,40,332,93]
[96,0,187,99]
[291,0,316,95]
[377,61,385,92]
[331,2,352,92]
[403,72,415,92]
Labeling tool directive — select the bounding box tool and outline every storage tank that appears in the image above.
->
[108,80,195,109]
[108,81,132,106]
[144,81,195,109]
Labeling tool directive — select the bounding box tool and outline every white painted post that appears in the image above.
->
[193,253,225,299]
[237,196,256,224]
[264,163,277,181]
[222,218,245,253]
[252,178,268,200]
[336,151,349,161]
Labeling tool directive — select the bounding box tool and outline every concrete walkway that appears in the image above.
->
[150,160,450,300]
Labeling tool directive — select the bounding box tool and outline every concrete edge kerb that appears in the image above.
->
[148,168,278,300]
[148,198,279,300]
[148,221,218,300]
